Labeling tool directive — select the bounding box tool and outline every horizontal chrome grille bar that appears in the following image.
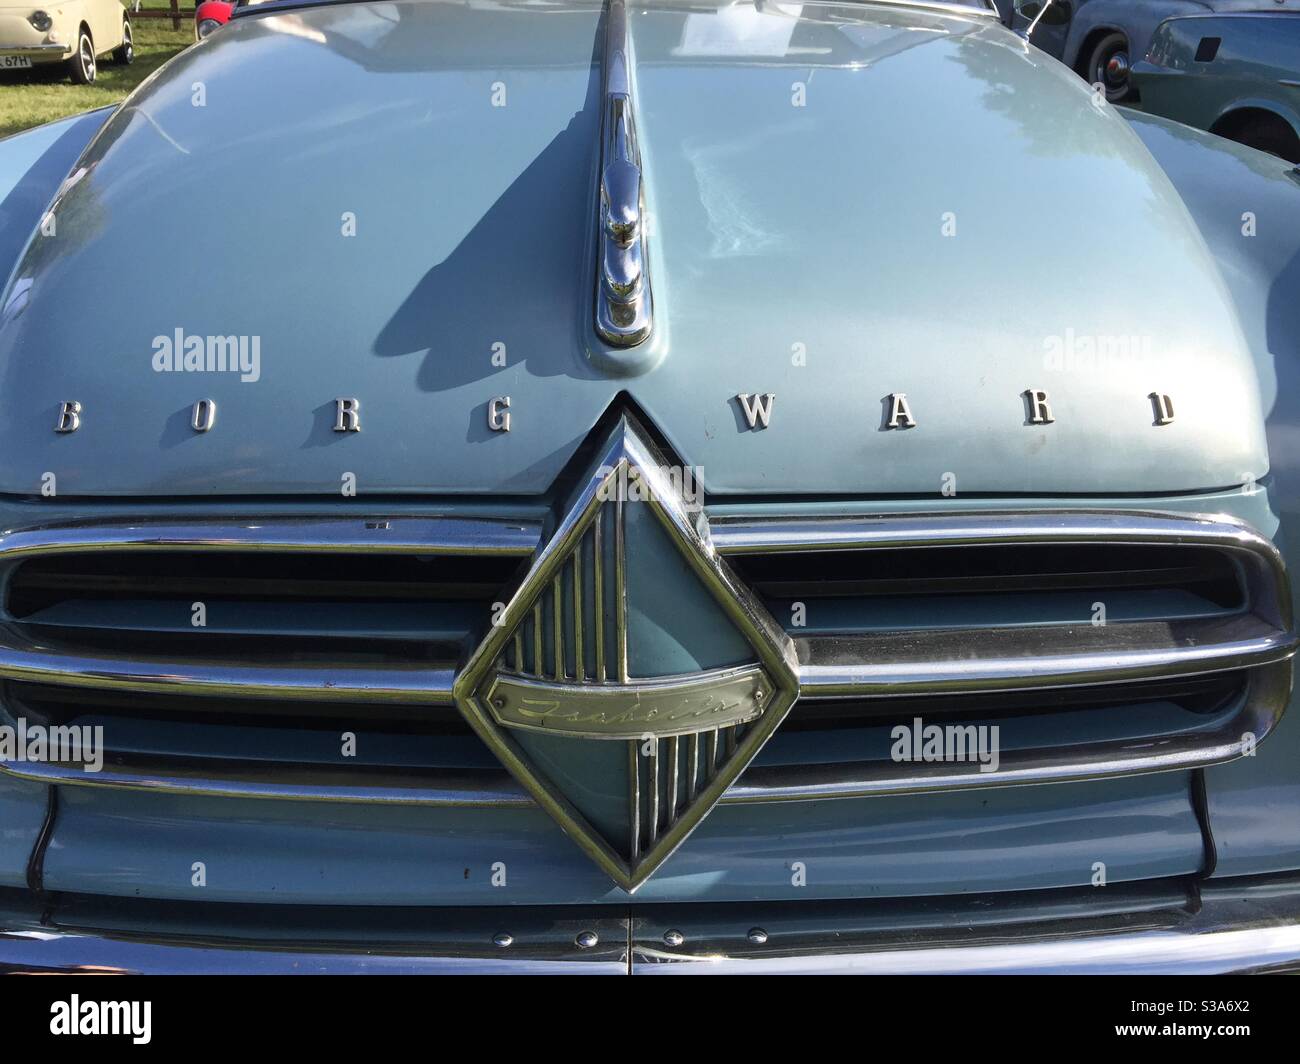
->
[7,660,1290,805]
[0,629,456,703]
[731,661,1292,801]
[797,615,1295,696]
[0,515,542,559]
[0,758,531,805]
[711,509,1285,564]
[719,509,1295,696]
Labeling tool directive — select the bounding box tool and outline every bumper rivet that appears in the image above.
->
[575,930,599,949]
[493,933,513,948]
[663,929,685,947]
[747,927,768,945]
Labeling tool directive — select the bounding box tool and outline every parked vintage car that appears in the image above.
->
[1016,0,1300,102]
[1,0,1300,974]
[0,0,131,83]
[1132,9,1300,161]
[194,0,232,38]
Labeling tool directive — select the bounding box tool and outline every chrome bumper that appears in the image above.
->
[0,44,72,58]
[3,874,1299,974]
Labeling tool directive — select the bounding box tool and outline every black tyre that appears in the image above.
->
[1232,114,1300,164]
[1086,31,1131,104]
[68,27,95,84]
[112,19,133,65]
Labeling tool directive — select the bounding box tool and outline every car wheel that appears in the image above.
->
[1233,114,1300,165]
[112,19,133,65]
[1086,31,1131,104]
[68,28,95,84]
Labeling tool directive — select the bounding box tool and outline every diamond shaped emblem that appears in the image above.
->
[454,413,799,891]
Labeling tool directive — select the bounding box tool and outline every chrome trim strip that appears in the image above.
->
[710,509,1282,566]
[0,45,71,57]
[0,909,629,974]
[0,632,457,702]
[4,874,1299,975]
[0,932,626,974]
[730,660,1292,802]
[0,759,533,805]
[797,615,1296,695]
[13,659,1287,804]
[594,0,654,347]
[0,515,542,559]
[852,0,1002,19]
[631,876,1300,975]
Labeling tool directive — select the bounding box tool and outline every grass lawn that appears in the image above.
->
[0,21,194,139]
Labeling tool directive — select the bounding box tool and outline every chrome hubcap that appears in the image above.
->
[1102,51,1129,90]
[81,38,93,78]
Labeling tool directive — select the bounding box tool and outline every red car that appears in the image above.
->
[194,0,232,39]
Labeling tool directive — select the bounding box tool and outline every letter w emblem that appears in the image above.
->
[736,392,775,429]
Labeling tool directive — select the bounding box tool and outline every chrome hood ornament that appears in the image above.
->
[454,414,799,890]
[594,0,654,347]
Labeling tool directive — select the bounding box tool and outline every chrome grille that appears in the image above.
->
[712,511,1293,695]
[0,509,1292,804]
[0,517,536,703]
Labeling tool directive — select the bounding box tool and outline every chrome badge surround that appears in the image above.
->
[453,414,800,891]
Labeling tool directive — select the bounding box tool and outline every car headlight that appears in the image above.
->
[28,10,53,31]
[196,17,221,38]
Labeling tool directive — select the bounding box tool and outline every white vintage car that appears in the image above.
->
[0,0,131,83]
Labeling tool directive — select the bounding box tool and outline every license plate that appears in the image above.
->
[1,56,33,70]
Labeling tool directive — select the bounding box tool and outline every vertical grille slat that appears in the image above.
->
[573,545,585,682]
[615,496,628,683]
[551,576,565,681]
[594,510,606,682]
[646,740,660,845]
[627,738,641,860]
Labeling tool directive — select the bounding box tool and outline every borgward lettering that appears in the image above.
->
[487,664,773,736]
[46,390,1181,434]
[515,696,742,726]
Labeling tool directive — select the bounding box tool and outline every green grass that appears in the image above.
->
[0,22,194,139]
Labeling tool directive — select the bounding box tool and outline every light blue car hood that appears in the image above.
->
[0,0,1267,496]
